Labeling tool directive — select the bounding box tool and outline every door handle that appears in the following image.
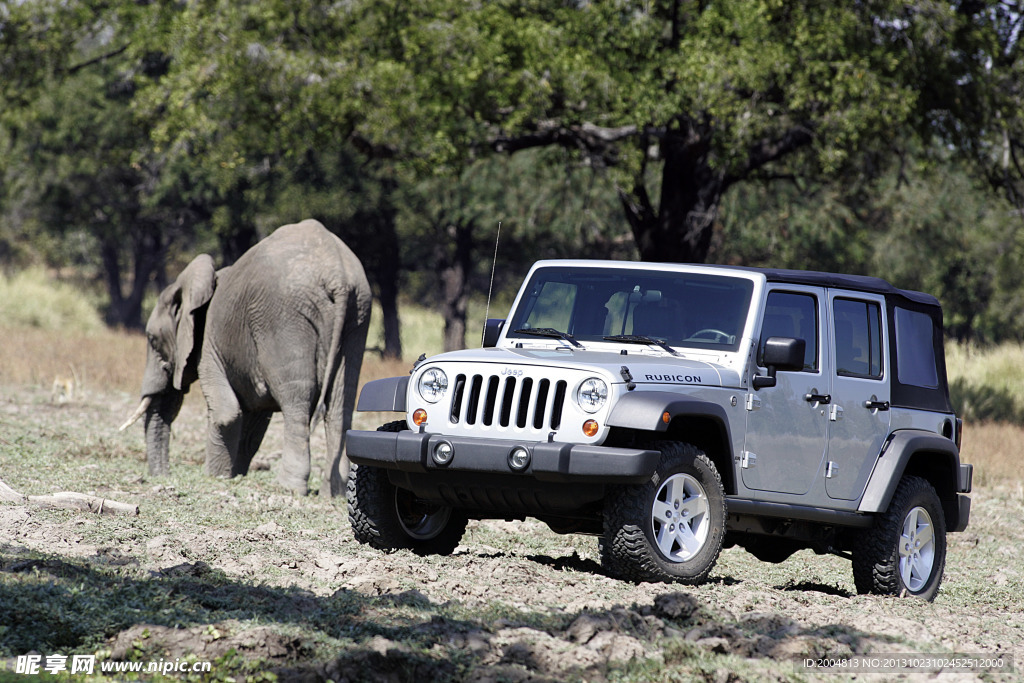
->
[863,398,890,411]
[804,393,831,404]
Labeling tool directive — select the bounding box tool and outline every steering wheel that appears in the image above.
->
[687,328,733,344]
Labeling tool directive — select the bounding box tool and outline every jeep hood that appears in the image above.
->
[417,347,741,388]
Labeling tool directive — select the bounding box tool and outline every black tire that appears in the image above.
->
[601,441,726,584]
[852,475,947,601]
[346,422,468,555]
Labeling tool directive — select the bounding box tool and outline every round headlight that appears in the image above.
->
[577,377,608,413]
[417,368,449,403]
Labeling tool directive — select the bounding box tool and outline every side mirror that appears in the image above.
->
[482,318,505,348]
[753,336,806,389]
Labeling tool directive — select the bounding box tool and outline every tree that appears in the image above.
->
[124,1,415,354]
[0,0,203,328]
[398,148,630,351]
[6,0,1024,347]
[720,146,1024,343]
[485,1,1024,264]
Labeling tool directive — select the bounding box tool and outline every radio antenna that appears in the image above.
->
[482,221,502,345]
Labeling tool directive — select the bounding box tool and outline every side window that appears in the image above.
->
[833,298,883,378]
[895,307,940,388]
[760,291,819,371]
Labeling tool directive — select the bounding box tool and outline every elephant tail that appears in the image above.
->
[310,292,347,432]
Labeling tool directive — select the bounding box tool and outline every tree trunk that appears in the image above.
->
[494,117,813,267]
[219,222,259,266]
[365,182,404,361]
[438,221,473,352]
[621,122,726,264]
[100,226,168,329]
[101,240,129,327]
[378,265,403,361]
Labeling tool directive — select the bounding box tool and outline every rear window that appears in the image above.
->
[894,307,939,388]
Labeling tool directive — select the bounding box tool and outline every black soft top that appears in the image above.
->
[724,265,950,413]
[724,266,940,308]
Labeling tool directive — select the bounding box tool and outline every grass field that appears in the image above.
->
[1,301,1023,680]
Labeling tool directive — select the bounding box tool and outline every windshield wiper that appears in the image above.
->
[514,327,584,348]
[603,334,680,357]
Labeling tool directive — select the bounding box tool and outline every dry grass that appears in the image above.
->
[959,421,1024,488]
[0,324,413,404]
[0,325,145,394]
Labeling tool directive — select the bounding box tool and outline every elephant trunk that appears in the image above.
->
[143,392,184,476]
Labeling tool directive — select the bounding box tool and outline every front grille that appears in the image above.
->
[449,373,567,431]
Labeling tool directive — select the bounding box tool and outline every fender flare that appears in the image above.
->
[858,429,964,515]
[607,391,732,444]
[356,376,409,412]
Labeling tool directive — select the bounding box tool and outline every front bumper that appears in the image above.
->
[346,429,660,484]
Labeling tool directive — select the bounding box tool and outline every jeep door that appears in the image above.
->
[742,287,829,495]
[824,292,892,501]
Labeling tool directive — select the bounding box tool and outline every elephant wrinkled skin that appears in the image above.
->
[123,219,371,497]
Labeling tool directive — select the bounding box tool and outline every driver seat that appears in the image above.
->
[632,299,683,341]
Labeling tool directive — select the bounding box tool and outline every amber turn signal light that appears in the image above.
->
[582,419,599,437]
[412,408,428,426]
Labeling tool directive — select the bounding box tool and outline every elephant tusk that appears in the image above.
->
[118,396,153,431]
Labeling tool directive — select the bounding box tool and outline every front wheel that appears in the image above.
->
[601,441,725,584]
[852,475,947,601]
[346,422,467,555]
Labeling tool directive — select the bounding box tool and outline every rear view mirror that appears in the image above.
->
[754,336,806,389]
[482,319,505,348]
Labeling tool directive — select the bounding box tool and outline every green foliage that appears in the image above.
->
[871,161,1018,342]
[0,269,104,332]
[3,0,1024,344]
[947,342,1024,423]
[719,149,1024,343]
[398,148,632,302]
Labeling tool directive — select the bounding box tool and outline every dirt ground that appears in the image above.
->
[1,386,1022,681]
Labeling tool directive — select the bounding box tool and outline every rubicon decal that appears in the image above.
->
[644,374,703,383]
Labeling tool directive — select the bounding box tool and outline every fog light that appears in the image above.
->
[412,408,428,426]
[432,441,454,466]
[508,446,531,471]
[582,419,599,437]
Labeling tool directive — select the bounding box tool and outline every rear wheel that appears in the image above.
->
[852,475,947,601]
[347,422,467,555]
[601,441,725,584]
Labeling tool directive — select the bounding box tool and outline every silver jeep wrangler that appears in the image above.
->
[347,260,972,600]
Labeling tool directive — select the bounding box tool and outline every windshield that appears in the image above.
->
[506,266,754,352]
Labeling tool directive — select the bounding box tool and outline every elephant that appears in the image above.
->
[120,219,372,497]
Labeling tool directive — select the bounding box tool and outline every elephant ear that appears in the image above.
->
[173,254,217,391]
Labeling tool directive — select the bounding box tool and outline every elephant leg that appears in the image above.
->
[276,406,312,495]
[321,315,369,498]
[203,381,243,479]
[234,411,272,476]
